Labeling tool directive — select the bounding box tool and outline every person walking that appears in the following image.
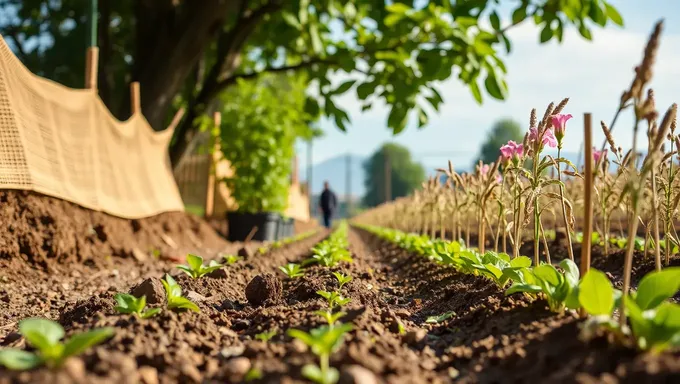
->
[319,181,338,229]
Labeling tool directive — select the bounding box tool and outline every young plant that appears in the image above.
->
[425,311,455,324]
[316,290,351,310]
[287,323,353,384]
[162,274,200,312]
[223,254,243,264]
[176,254,223,279]
[0,318,114,370]
[505,259,580,313]
[114,293,161,319]
[332,272,352,289]
[314,310,347,326]
[279,263,305,279]
[255,329,277,342]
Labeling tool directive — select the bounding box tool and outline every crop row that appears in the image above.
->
[354,223,680,353]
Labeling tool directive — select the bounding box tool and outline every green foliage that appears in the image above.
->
[287,323,353,384]
[223,255,243,265]
[279,263,305,279]
[314,310,347,326]
[114,294,161,319]
[506,259,581,313]
[425,311,455,324]
[317,290,351,310]
[161,274,200,313]
[332,272,352,289]
[218,74,316,213]
[306,222,353,267]
[176,254,223,279]
[362,143,426,208]
[255,330,277,342]
[0,318,113,370]
[476,119,523,165]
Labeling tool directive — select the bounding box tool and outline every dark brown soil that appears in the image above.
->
[1,193,679,383]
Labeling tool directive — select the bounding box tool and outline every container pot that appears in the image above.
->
[227,211,281,242]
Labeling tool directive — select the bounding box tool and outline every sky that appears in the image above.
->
[296,0,680,175]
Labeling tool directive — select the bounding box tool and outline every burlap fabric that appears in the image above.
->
[0,36,183,218]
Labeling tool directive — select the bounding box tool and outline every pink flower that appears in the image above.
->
[500,141,524,163]
[593,148,607,163]
[496,174,503,184]
[550,113,573,144]
[478,164,490,175]
[529,127,557,149]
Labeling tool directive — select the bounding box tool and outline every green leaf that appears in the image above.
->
[635,267,680,310]
[559,259,580,287]
[539,24,553,43]
[387,105,409,134]
[579,269,614,315]
[186,254,202,271]
[384,13,403,27]
[578,23,593,40]
[489,11,501,30]
[533,265,562,286]
[469,80,483,104]
[140,308,162,319]
[62,328,115,360]
[588,3,607,27]
[511,7,527,24]
[510,256,532,268]
[484,72,506,100]
[386,3,411,15]
[281,12,301,30]
[309,23,323,55]
[604,2,624,26]
[168,297,200,313]
[506,283,543,295]
[332,80,356,95]
[304,97,320,117]
[19,318,64,351]
[356,82,376,100]
[417,106,428,128]
[0,350,42,370]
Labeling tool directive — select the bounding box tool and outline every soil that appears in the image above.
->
[1,192,679,383]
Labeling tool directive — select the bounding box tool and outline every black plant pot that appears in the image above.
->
[276,217,295,240]
[227,211,281,242]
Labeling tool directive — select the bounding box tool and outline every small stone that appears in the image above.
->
[63,357,86,383]
[394,308,411,318]
[339,365,378,384]
[232,319,251,331]
[245,274,282,307]
[186,290,208,302]
[226,357,252,377]
[220,345,245,358]
[139,366,159,384]
[237,247,253,260]
[403,329,427,346]
[130,277,166,304]
[180,363,202,383]
[132,248,148,262]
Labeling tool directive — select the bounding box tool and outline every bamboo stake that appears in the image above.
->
[85,46,99,90]
[130,82,141,115]
[580,113,594,317]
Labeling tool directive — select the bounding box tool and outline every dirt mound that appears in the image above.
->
[0,190,228,269]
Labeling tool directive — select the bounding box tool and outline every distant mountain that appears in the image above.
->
[299,155,367,197]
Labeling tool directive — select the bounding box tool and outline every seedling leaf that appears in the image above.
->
[0,350,43,370]
[579,269,614,315]
[635,267,680,310]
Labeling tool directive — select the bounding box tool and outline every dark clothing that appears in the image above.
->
[319,189,337,229]
[320,189,337,213]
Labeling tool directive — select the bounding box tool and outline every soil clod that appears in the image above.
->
[130,277,166,305]
[245,273,282,307]
[339,365,379,384]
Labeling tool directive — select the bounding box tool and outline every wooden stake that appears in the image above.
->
[205,112,221,218]
[85,46,99,90]
[580,113,594,317]
[166,107,186,133]
[130,82,141,115]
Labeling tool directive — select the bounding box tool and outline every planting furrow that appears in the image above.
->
[351,226,680,383]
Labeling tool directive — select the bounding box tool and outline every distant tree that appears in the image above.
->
[362,143,425,207]
[475,118,523,165]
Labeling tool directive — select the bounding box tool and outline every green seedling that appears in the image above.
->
[271,241,283,249]
[255,330,277,342]
[317,290,351,310]
[223,254,243,264]
[279,263,305,279]
[426,311,455,324]
[162,274,200,312]
[258,247,268,254]
[288,323,353,384]
[506,259,580,313]
[114,293,161,319]
[177,254,223,279]
[314,310,347,326]
[0,318,114,370]
[244,367,263,381]
[332,272,352,289]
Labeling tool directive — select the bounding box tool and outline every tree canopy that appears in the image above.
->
[0,0,624,166]
[475,118,524,165]
[363,143,426,208]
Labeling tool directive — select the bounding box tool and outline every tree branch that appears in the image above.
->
[216,58,333,92]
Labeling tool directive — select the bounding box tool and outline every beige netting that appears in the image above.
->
[0,36,184,219]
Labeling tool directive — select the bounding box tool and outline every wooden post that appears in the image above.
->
[205,112,221,218]
[130,82,141,115]
[580,113,594,317]
[85,46,99,90]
